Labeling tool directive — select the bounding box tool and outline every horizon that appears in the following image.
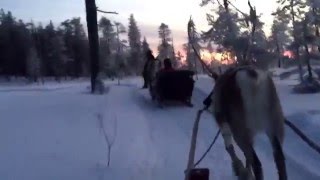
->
[0,0,278,55]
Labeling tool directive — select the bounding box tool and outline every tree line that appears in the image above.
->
[0,9,90,81]
[1,0,319,83]
[0,9,186,82]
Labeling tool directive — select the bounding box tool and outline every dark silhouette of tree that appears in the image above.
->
[85,0,100,93]
[128,14,142,74]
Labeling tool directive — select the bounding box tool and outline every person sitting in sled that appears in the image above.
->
[159,58,175,73]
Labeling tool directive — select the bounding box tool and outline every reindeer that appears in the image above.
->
[208,65,287,180]
[147,57,162,100]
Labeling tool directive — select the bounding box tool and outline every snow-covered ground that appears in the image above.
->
[0,75,319,180]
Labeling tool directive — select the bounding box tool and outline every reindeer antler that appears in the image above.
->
[187,17,219,80]
[243,0,258,63]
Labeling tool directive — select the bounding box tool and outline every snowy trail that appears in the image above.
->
[0,77,319,180]
[132,87,236,180]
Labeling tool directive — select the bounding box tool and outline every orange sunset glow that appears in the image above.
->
[283,50,294,59]
[200,50,235,65]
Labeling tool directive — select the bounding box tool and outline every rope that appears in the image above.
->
[194,129,221,167]
[285,119,320,155]
[185,106,221,180]
[190,117,320,170]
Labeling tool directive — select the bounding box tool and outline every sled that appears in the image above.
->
[150,70,195,107]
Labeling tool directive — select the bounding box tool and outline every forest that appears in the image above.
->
[0,0,320,83]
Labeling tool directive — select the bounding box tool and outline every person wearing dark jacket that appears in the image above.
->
[142,50,155,88]
[159,58,175,73]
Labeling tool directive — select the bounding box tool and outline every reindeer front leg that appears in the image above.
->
[220,122,246,177]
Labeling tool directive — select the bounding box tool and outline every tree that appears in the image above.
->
[98,17,114,74]
[114,22,127,53]
[186,18,203,73]
[301,16,314,80]
[128,14,141,74]
[202,6,240,49]
[71,18,89,77]
[0,10,38,78]
[200,3,241,64]
[60,18,89,77]
[0,10,16,78]
[85,0,100,93]
[25,21,41,81]
[99,17,115,41]
[43,21,61,77]
[274,0,308,81]
[170,42,178,68]
[308,0,320,52]
[142,37,150,54]
[0,7,125,85]
[158,23,171,43]
[158,23,175,62]
[269,8,292,67]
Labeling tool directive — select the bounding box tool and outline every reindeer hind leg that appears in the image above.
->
[270,135,287,180]
[233,129,263,180]
[250,146,263,180]
[220,122,245,177]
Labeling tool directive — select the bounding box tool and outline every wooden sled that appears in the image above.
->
[150,70,195,107]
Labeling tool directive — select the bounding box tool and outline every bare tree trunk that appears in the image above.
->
[294,46,304,81]
[85,0,100,93]
[275,35,282,68]
[315,25,320,53]
[304,44,313,81]
[312,8,320,53]
[290,2,303,82]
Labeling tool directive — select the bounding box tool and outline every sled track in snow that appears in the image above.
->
[131,86,235,180]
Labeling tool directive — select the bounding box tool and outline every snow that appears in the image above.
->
[0,75,320,180]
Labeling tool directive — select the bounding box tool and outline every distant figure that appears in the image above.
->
[142,50,155,88]
[159,58,175,73]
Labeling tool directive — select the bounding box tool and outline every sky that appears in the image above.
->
[0,0,278,54]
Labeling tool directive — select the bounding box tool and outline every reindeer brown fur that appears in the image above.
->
[209,65,287,180]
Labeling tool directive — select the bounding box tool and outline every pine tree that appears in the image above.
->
[269,8,292,67]
[60,18,89,77]
[26,21,41,81]
[0,9,91,80]
[142,37,150,54]
[201,4,241,63]
[128,14,141,74]
[43,21,68,79]
[187,18,203,72]
[98,17,114,74]
[308,0,320,52]
[157,23,175,62]
[0,10,32,77]
[275,0,309,81]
